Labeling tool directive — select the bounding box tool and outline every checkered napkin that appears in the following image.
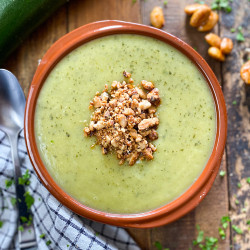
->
[0,130,140,250]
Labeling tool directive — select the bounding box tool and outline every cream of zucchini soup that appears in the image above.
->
[34,34,216,214]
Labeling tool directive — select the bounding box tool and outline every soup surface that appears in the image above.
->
[35,34,216,214]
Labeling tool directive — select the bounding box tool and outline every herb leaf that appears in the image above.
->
[24,191,34,209]
[5,179,13,188]
[46,240,52,246]
[247,177,250,184]
[18,170,31,185]
[236,26,245,42]
[0,221,3,228]
[232,225,243,234]
[18,225,24,232]
[211,0,232,13]
[219,170,226,177]
[40,233,46,239]
[219,227,226,240]
[155,241,163,250]
[11,197,17,206]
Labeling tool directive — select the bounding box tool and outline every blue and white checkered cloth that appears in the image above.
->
[0,130,140,250]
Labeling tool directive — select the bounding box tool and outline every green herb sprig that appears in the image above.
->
[211,0,233,13]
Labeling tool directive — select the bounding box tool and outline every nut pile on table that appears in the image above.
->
[84,71,160,166]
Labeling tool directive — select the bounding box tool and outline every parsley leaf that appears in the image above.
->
[193,225,204,245]
[219,170,226,177]
[18,170,31,185]
[5,179,13,188]
[211,0,232,13]
[219,227,226,240]
[11,197,17,206]
[232,225,243,234]
[237,182,241,188]
[18,225,24,232]
[236,26,245,42]
[40,233,46,239]
[46,240,52,246]
[0,221,3,228]
[230,28,236,33]
[232,100,237,105]
[221,215,230,229]
[155,241,163,250]
[247,220,250,225]
[24,191,34,209]
[247,177,250,184]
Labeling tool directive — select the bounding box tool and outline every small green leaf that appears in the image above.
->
[40,233,45,239]
[20,216,28,223]
[247,177,250,184]
[247,220,250,225]
[18,170,31,185]
[46,240,52,246]
[219,227,226,240]
[232,225,243,234]
[18,225,24,232]
[11,197,17,206]
[0,221,3,228]
[24,191,34,209]
[237,182,241,188]
[232,100,237,105]
[219,170,226,177]
[235,199,239,205]
[155,241,163,250]
[230,28,236,33]
[236,26,245,42]
[5,179,13,188]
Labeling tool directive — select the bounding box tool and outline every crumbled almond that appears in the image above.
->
[138,118,159,130]
[84,72,160,166]
[147,88,160,106]
[139,100,152,110]
[141,80,154,91]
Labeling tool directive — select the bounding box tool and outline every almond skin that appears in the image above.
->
[240,61,250,84]
[208,47,225,61]
[150,6,165,29]
[190,5,211,27]
[198,11,219,32]
[220,38,233,54]
[205,33,222,48]
[184,4,205,15]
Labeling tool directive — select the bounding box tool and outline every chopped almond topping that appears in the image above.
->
[84,72,161,166]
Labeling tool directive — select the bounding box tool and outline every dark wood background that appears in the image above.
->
[3,0,249,249]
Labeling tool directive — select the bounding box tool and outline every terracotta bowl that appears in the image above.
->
[24,20,227,228]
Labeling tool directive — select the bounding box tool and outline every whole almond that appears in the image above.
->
[205,33,221,48]
[184,4,205,15]
[208,47,225,61]
[220,38,233,54]
[150,7,165,29]
[240,61,250,84]
[198,11,219,32]
[190,6,211,27]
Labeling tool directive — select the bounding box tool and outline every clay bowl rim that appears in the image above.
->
[24,20,227,228]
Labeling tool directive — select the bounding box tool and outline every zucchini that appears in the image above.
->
[0,0,68,65]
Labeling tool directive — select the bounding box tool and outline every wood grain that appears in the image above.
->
[220,0,250,249]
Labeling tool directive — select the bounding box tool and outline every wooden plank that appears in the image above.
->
[220,0,250,249]
[128,0,230,249]
[68,0,141,31]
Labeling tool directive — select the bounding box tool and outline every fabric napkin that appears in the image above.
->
[0,130,140,250]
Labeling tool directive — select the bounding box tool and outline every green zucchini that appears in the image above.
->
[0,0,68,65]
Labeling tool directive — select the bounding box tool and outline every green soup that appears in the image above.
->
[35,34,216,214]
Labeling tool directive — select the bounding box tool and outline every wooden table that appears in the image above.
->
[3,0,249,249]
